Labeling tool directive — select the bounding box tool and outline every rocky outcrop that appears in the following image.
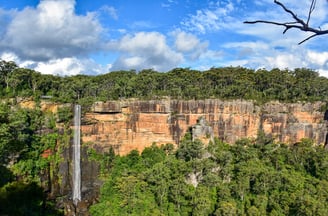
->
[45,142,101,216]
[191,116,214,144]
[18,98,63,113]
[81,99,327,155]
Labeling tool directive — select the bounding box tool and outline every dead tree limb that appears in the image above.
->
[244,0,328,44]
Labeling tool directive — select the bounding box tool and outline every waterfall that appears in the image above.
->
[73,104,81,205]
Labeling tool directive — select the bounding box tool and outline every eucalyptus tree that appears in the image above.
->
[0,60,17,91]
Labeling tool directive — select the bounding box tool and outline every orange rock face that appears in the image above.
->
[41,149,52,158]
[81,100,328,155]
[18,99,36,109]
[18,99,61,113]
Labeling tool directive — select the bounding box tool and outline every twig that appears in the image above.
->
[244,0,328,44]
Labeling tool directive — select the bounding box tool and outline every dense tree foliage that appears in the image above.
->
[1,61,328,106]
[90,137,328,216]
[0,101,63,215]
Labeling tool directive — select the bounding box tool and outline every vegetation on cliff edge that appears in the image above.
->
[1,60,328,108]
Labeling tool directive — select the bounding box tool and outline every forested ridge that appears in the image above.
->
[1,60,328,106]
[1,60,328,215]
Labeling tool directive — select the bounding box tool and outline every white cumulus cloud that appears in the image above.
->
[0,0,103,62]
[171,30,208,60]
[1,52,107,76]
[33,57,107,76]
[110,32,183,71]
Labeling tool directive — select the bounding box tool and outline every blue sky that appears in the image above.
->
[0,0,328,76]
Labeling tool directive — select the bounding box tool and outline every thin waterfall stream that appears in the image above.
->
[73,104,81,205]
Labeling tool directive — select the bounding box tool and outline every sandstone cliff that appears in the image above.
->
[82,99,327,155]
[15,98,328,215]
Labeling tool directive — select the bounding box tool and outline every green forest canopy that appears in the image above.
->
[90,137,328,216]
[1,60,328,106]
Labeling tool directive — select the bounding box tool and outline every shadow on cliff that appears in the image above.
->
[0,180,63,216]
[0,165,13,188]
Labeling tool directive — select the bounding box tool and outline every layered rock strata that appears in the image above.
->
[81,100,327,155]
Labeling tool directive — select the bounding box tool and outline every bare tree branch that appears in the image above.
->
[244,0,328,44]
[299,33,318,44]
[307,0,316,25]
